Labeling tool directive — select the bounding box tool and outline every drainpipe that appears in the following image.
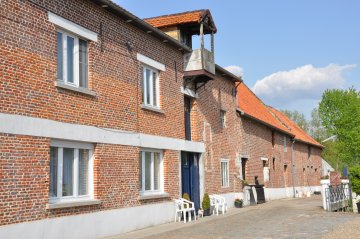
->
[291,139,296,198]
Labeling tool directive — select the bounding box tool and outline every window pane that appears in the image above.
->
[142,67,145,103]
[49,147,58,197]
[139,152,142,190]
[67,36,74,83]
[145,152,151,190]
[152,71,157,106]
[154,152,160,190]
[57,32,63,81]
[146,68,151,104]
[79,39,88,88]
[78,149,89,196]
[63,148,74,196]
[221,162,224,186]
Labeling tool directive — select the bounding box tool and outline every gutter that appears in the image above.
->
[91,0,192,53]
[291,139,296,198]
[294,138,324,149]
[236,108,295,138]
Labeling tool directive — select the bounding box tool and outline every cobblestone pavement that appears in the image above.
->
[107,196,359,239]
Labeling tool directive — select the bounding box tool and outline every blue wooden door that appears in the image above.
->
[181,152,200,212]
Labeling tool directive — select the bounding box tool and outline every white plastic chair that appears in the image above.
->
[209,195,219,215]
[179,198,197,222]
[174,199,187,223]
[210,194,227,216]
[214,194,227,214]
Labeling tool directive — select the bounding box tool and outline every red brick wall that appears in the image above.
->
[0,0,186,140]
[237,116,322,189]
[0,134,50,225]
[0,133,180,226]
[292,143,322,187]
[196,74,242,194]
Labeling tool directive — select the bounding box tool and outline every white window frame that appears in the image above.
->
[49,140,94,204]
[142,65,160,108]
[57,30,88,88]
[140,149,164,196]
[221,159,230,188]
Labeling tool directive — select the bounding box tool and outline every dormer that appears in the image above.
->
[145,10,216,48]
[145,10,217,92]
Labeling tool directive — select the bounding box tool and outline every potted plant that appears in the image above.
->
[202,193,211,216]
[234,198,243,208]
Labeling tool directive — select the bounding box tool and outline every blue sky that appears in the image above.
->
[115,0,360,118]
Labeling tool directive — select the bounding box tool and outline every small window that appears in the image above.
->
[284,164,287,172]
[57,31,88,88]
[271,131,275,148]
[220,110,226,128]
[272,157,276,170]
[140,150,163,194]
[142,66,159,108]
[221,160,229,187]
[241,158,247,180]
[49,142,93,203]
[307,145,312,158]
[284,136,287,152]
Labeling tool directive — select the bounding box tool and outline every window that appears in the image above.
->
[57,30,88,88]
[307,145,312,158]
[241,158,247,180]
[271,131,275,148]
[272,157,276,170]
[284,136,287,152]
[220,110,226,128]
[221,160,229,187]
[142,65,159,108]
[140,150,163,195]
[49,141,93,203]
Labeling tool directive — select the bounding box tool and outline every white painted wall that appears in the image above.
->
[218,192,240,208]
[264,186,321,201]
[0,113,204,153]
[0,202,175,239]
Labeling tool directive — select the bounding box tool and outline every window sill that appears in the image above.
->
[55,81,96,96]
[46,199,101,209]
[141,104,164,114]
[139,193,169,200]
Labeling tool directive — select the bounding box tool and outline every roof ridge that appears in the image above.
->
[143,9,206,20]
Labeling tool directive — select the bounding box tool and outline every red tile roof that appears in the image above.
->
[237,83,293,136]
[268,107,323,148]
[144,10,205,29]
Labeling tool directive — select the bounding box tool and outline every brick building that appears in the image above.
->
[236,83,323,201]
[0,1,322,238]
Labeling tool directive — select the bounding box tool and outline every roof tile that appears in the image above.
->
[268,107,323,148]
[237,83,292,135]
[144,10,204,28]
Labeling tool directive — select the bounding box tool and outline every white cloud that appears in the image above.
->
[252,64,356,106]
[224,65,244,77]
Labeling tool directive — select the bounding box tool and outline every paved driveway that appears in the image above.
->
[107,196,360,239]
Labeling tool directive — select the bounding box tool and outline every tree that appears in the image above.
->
[309,107,328,142]
[318,88,360,169]
[281,109,310,133]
